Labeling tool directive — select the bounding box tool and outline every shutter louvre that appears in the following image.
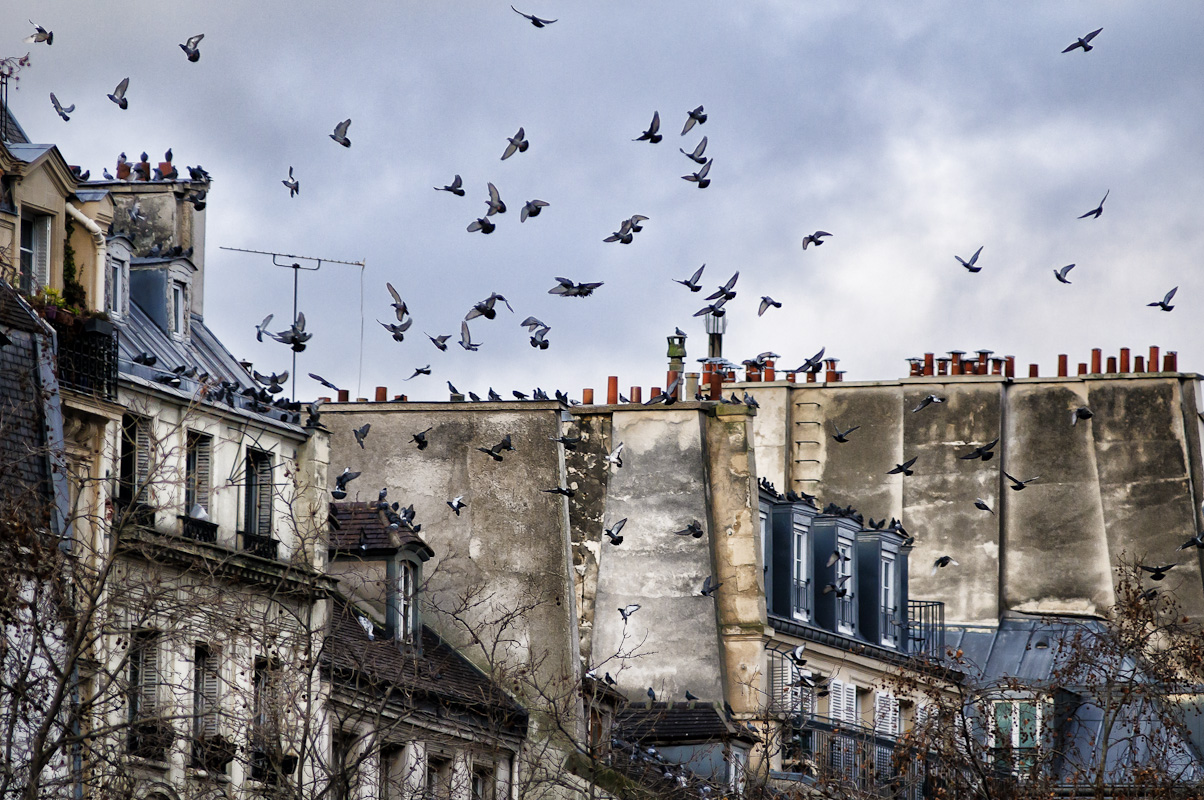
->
[256,454,272,536]
[139,634,158,716]
[201,648,220,737]
[34,216,50,290]
[134,419,151,503]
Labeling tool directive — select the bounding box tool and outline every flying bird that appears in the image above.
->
[385,283,408,321]
[1071,406,1094,426]
[912,395,945,413]
[282,166,299,197]
[447,496,468,515]
[542,485,575,497]
[604,518,627,545]
[427,333,450,351]
[1138,563,1175,581]
[832,424,859,443]
[1078,190,1109,219]
[825,550,848,568]
[931,555,959,576]
[330,119,352,147]
[549,277,603,297]
[674,264,705,292]
[956,246,984,273]
[331,467,360,500]
[404,366,431,381]
[529,326,551,349]
[1062,27,1103,53]
[1003,472,1039,491]
[511,6,557,26]
[179,33,204,62]
[1054,264,1076,284]
[791,347,826,375]
[435,175,465,196]
[108,77,130,109]
[25,21,53,45]
[1148,287,1177,312]
[485,183,507,216]
[960,438,999,461]
[801,231,831,249]
[605,442,625,468]
[700,575,722,597]
[520,316,548,332]
[502,127,530,160]
[467,217,496,234]
[50,93,73,121]
[466,293,513,320]
[1176,532,1204,551]
[378,318,413,342]
[309,373,341,392]
[459,321,481,351]
[634,111,662,143]
[680,136,708,164]
[353,424,371,449]
[619,604,641,622]
[707,271,739,302]
[974,498,994,514]
[681,105,707,135]
[521,199,549,222]
[823,575,851,597]
[674,520,705,538]
[758,296,781,316]
[681,159,712,188]
[887,456,918,477]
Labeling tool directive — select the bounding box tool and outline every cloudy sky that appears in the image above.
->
[4,2,1203,400]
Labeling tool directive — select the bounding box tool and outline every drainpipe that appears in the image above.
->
[65,203,106,314]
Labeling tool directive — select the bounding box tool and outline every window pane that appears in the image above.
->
[1017,702,1038,748]
[994,701,1013,741]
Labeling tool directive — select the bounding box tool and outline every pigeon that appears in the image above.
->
[485,183,507,216]
[801,231,832,249]
[706,272,740,302]
[913,395,945,413]
[467,217,496,234]
[700,575,722,597]
[619,604,641,622]
[825,550,848,569]
[974,498,994,514]
[1071,406,1094,426]
[832,424,859,443]
[378,318,413,343]
[787,644,807,665]
[521,199,549,222]
[330,119,352,147]
[436,175,465,196]
[282,166,299,197]
[680,137,708,164]
[357,616,375,640]
[626,214,648,233]
[550,434,582,450]
[790,347,827,375]
[1138,563,1175,581]
[309,373,341,393]
[681,159,712,188]
[606,442,624,468]
[25,21,53,46]
[50,93,73,121]
[549,277,603,297]
[331,468,360,500]
[502,127,530,160]
[352,424,371,449]
[252,370,289,394]
[103,168,114,180]
[956,246,984,273]
[604,219,636,244]
[685,690,699,702]
[466,293,513,321]
[447,496,468,515]
[511,6,557,26]
[675,264,706,292]
[823,575,851,596]
[520,316,548,333]
[385,283,409,321]
[681,105,707,135]
[647,688,656,702]
[674,520,705,538]
[1062,27,1103,53]
[529,326,551,349]
[108,77,130,109]
[1003,472,1039,491]
[1078,190,1109,219]
[634,111,662,143]
[513,390,529,400]
[488,388,502,402]
[1054,264,1076,284]
[743,392,760,408]
[604,518,627,545]
[1176,532,1204,551]
[542,486,575,497]
[132,352,158,367]
[427,333,451,351]
[960,438,1000,461]
[179,33,204,62]
[273,313,313,352]
[1148,287,1177,312]
[477,436,510,461]
[255,315,275,343]
[887,456,918,477]
[459,321,481,351]
[758,296,781,316]
[411,428,433,451]
[931,556,959,575]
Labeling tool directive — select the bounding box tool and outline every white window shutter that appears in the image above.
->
[193,435,211,513]
[33,216,50,291]
[829,679,844,721]
[875,692,900,736]
[135,419,152,502]
[139,636,159,714]
[844,683,857,724]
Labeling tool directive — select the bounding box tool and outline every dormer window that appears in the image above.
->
[171,279,186,336]
[106,254,128,318]
[397,557,419,643]
[18,213,50,294]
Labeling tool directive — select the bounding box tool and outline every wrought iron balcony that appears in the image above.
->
[178,514,218,543]
[880,607,903,649]
[906,600,946,658]
[50,317,118,401]
[240,531,279,560]
[113,500,156,530]
[783,715,933,799]
[792,579,812,619]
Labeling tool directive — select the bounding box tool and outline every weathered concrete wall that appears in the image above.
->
[565,411,613,665]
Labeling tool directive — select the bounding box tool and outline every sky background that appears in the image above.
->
[3,1,1202,400]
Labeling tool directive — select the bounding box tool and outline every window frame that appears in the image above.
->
[791,518,810,621]
[128,629,160,724]
[880,552,898,648]
[106,253,129,319]
[185,431,212,518]
[18,213,50,295]
[170,279,187,336]
[989,697,1043,777]
[244,448,273,538]
[398,558,419,643]
[835,541,855,634]
[192,643,221,741]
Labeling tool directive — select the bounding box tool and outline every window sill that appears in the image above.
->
[126,755,170,772]
[187,767,231,783]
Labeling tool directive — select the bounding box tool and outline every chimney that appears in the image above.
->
[1149,346,1160,373]
[1165,351,1178,372]
[1135,356,1146,372]
[923,353,934,376]
[1120,347,1131,372]
[667,332,686,373]
[976,350,992,372]
[705,312,726,359]
[375,386,388,402]
[607,376,618,405]
[1091,348,1102,374]
[1005,356,1015,378]
[1058,355,1068,377]
[685,373,699,397]
[631,386,642,404]
[337,389,350,402]
[936,357,949,376]
[582,388,594,404]
[763,360,775,382]
[1077,363,1088,376]
[709,370,723,399]
[1028,364,1039,378]
[949,351,963,373]
[1106,356,1117,373]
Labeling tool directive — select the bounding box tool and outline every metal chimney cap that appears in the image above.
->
[704,312,727,335]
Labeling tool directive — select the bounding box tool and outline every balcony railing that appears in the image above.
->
[881,607,903,648]
[785,715,933,799]
[241,531,279,560]
[792,579,811,619]
[837,596,856,632]
[113,500,156,530]
[178,515,218,543]
[51,318,118,401]
[906,600,946,658]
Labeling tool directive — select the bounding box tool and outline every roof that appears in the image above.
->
[617,702,759,745]
[5,142,54,165]
[0,279,45,334]
[325,594,527,734]
[1,105,30,145]
[73,188,110,203]
[328,502,434,558]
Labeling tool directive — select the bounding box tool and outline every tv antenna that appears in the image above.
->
[220,246,366,401]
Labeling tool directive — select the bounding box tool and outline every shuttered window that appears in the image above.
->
[398,560,418,642]
[129,630,159,721]
[119,415,153,507]
[828,679,858,724]
[185,432,212,516]
[33,216,50,291]
[874,691,900,736]
[245,449,273,537]
[193,644,220,739]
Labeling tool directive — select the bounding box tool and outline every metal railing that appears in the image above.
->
[51,320,118,401]
[792,579,811,619]
[906,600,946,658]
[178,515,218,543]
[241,531,279,560]
[881,607,903,648]
[837,596,856,632]
[785,715,933,799]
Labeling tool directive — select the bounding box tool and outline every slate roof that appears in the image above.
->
[617,702,759,745]
[0,103,29,144]
[5,142,54,165]
[325,594,527,734]
[0,280,51,526]
[328,502,434,558]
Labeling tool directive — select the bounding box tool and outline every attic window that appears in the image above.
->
[170,280,186,335]
[18,214,50,295]
[106,254,128,318]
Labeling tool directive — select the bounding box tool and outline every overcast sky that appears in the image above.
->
[4,2,1203,400]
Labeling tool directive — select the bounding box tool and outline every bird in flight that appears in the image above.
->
[467,217,496,234]
[411,427,433,449]
[674,520,705,538]
[791,347,826,375]
[956,246,984,273]
[682,159,712,188]
[385,283,409,321]
[1078,190,1108,219]
[758,296,781,316]
[605,518,627,545]
[378,317,412,343]
[549,277,603,297]
[353,423,371,449]
[1003,472,1039,491]
[974,498,994,514]
[108,77,130,109]
[960,438,999,461]
[680,137,708,164]
[681,105,707,135]
[832,423,859,443]
[605,442,625,468]
[282,166,299,197]
[436,175,465,196]
[459,321,481,351]
[179,33,204,62]
[801,231,831,249]
[931,555,959,575]
[1176,532,1204,551]
[1148,287,1177,312]
[887,456,918,476]
[635,111,663,143]
[619,604,641,622]
[1071,406,1094,426]
[1054,264,1076,284]
[466,292,513,320]
[1062,27,1103,53]
[1138,563,1176,581]
[309,373,341,393]
[447,496,468,515]
[330,119,352,147]
[511,6,557,27]
[485,183,507,216]
[50,93,73,122]
[674,264,705,292]
[331,468,360,500]
[427,333,450,351]
[502,127,529,160]
[913,395,945,413]
[404,366,431,382]
[25,21,53,45]
[521,199,549,222]
[700,575,722,597]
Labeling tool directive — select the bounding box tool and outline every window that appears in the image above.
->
[118,415,153,520]
[728,748,747,797]
[251,657,288,782]
[758,507,768,565]
[991,699,1041,776]
[330,730,355,800]
[129,631,160,723]
[772,653,814,718]
[106,255,128,318]
[881,554,898,647]
[873,691,900,736]
[398,560,418,643]
[170,280,187,335]
[191,644,224,772]
[827,679,859,777]
[244,449,273,538]
[835,542,855,634]
[185,432,211,518]
[472,766,494,800]
[791,520,810,620]
[426,755,452,800]
[18,214,50,294]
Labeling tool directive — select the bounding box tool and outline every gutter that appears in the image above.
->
[64,202,105,313]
